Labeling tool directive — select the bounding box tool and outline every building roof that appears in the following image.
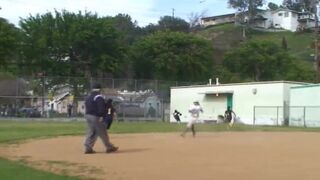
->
[201,13,235,20]
[171,81,312,89]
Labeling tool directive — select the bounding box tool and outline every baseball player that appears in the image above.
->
[181,101,203,137]
[224,106,236,127]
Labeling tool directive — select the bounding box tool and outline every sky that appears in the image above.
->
[0,0,283,27]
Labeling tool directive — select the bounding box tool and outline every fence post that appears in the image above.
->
[303,107,306,128]
[253,106,256,127]
[42,75,45,117]
[276,106,279,126]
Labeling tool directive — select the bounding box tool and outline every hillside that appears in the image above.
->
[197,24,315,65]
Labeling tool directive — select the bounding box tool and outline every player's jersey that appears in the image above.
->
[188,104,203,118]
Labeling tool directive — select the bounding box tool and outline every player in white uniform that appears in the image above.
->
[181,101,203,137]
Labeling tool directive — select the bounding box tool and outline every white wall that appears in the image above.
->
[290,85,320,127]
[170,81,306,125]
[272,10,299,31]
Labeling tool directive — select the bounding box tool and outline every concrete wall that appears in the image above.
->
[170,81,306,125]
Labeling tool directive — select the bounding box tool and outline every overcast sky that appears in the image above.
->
[0,0,283,27]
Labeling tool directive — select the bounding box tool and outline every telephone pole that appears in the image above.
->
[172,8,175,18]
[314,3,320,82]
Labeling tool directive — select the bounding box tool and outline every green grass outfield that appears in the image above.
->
[1,120,320,179]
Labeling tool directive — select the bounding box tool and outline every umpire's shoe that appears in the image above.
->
[106,146,119,153]
[84,150,96,154]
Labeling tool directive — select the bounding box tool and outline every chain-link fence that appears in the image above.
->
[253,106,285,126]
[0,76,204,121]
[289,106,320,127]
[253,106,320,127]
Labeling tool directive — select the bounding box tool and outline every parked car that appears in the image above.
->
[19,108,41,117]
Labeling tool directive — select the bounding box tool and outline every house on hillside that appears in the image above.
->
[201,8,317,32]
[200,13,235,27]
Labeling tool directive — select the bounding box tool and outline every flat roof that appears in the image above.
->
[291,84,320,89]
[171,81,312,89]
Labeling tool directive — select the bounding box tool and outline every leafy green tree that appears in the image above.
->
[130,31,212,81]
[268,2,280,10]
[285,60,316,82]
[223,40,294,81]
[19,10,124,78]
[282,0,319,12]
[19,10,125,112]
[228,0,265,23]
[141,16,190,35]
[158,16,190,32]
[0,18,21,73]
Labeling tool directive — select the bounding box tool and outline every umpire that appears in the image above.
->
[84,83,118,154]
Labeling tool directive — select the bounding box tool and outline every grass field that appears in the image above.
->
[1,120,320,179]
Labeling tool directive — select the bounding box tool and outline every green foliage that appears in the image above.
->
[0,18,21,72]
[19,10,124,77]
[158,16,190,32]
[223,40,296,81]
[228,0,264,21]
[130,31,213,81]
[282,0,318,12]
[268,2,279,10]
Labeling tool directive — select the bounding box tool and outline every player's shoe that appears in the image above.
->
[106,146,119,153]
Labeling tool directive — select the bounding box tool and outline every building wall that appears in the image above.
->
[170,81,306,125]
[201,15,235,27]
[272,10,299,31]
[290,85,320,127]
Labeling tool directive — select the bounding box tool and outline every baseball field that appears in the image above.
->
[1,120,320,180]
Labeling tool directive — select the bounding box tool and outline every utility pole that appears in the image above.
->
[314,3,320,82]
[172,8,175,18]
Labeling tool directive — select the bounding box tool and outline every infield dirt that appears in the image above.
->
[1,132,320,180]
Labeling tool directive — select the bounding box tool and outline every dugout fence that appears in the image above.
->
[253,106,320,127]
[0,76,204,121]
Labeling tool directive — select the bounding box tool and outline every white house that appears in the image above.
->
[289,84,320,127]
[201,8,316,32]
[170,81,309,125]
[200,13,235,27]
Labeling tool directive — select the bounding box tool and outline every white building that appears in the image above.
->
[290,84,320,127]
[170,81,309,125]
[201,8,316,32]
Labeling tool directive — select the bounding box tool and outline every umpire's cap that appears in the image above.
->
[92,83,102,91]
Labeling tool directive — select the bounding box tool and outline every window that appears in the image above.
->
[284,12,289,17]
[278,13,283,16]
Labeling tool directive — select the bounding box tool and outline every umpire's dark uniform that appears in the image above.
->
[84,83,118,154]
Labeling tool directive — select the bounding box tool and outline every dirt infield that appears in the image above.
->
[1,132,320,180]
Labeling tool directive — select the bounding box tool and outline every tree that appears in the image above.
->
[228,0,265,38]
[188,10,207,30]
[158,16,190,32]
[282,36,288,50]
[130,31,213,81]
[19,10,124,78]
[228,0,265,24]
[19,10,125,113]
[282,0,319,12]
[0,18,21,73]
[268,2,279,10]
[223,40,294,81]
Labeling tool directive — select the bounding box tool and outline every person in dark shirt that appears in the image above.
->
[104,98,116,130]
[173,110,182,123]
[224,106,236,127]
[83,83,118,154]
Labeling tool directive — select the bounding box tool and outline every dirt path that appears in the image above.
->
[1,132,320,180]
